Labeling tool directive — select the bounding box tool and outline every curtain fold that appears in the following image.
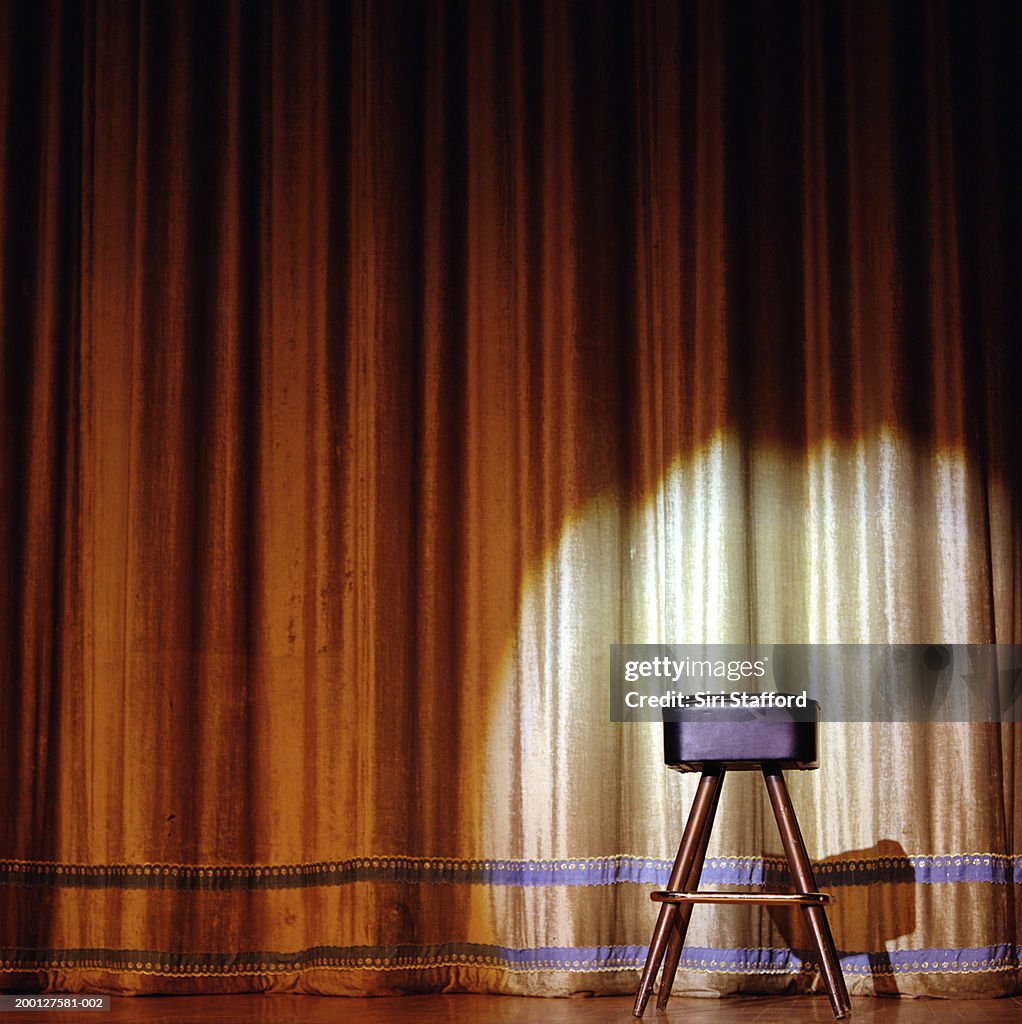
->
[2,0,1020,998]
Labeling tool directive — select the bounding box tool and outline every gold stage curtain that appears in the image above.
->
[1,0,1020,999]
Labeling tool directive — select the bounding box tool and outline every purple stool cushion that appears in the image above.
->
[663,696,819,771]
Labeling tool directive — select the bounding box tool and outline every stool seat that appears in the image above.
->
[664,697,819,770]
[632,697,851,1020]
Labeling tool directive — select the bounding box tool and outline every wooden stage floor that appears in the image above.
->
[22,994,1022,1024]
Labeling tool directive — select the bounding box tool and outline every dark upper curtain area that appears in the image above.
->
[4,0,1021,472]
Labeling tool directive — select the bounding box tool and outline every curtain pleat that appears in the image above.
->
[1,0,1020,999]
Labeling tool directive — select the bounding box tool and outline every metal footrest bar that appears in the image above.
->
[651,890,832,906]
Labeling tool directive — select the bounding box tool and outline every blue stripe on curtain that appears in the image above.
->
[0,944,1018,976]
[2,854,1019,889]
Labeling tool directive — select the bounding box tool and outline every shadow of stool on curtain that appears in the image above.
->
[632,697,852,1019]
[779,839,914,996]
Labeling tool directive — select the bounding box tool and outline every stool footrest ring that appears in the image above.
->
[651,890,832,906]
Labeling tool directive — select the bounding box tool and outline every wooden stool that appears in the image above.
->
[632,698,851,1019]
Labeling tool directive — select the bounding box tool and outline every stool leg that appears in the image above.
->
[655,767,723,1010]
[632,764,725,1018]
[762,764,852,1019]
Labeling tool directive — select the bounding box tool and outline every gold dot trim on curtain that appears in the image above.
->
[0,0,1019,999]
